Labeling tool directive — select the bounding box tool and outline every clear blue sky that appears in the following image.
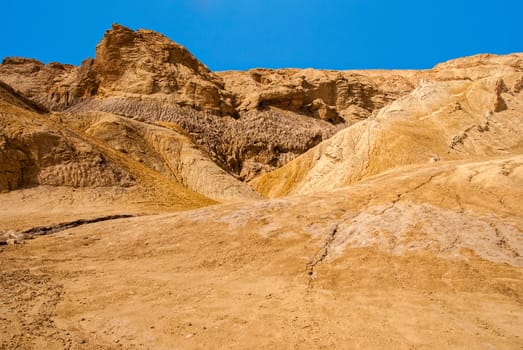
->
[2,0,522,71]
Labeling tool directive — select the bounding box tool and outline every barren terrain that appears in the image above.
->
[1,24,522,349]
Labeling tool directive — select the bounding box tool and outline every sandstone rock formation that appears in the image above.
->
[0,24,422,179]
[218,68,418,124]
[0,24,234,114]
[0,86,259,205]
[0,57,96,111]
[0,85,134,192]
[93,24,236,114]
[4,26,521,183]
[57,110,261,202]
[252,53,523,197]
[0,80,47,113]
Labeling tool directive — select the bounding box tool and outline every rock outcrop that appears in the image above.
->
[0,57,97,111]
[218,68,418,124]
[0,24,235,114]
[0,79,258,203]
[58,111,261,202]
[0,24,422,179]
[92,24,236,114]
[0,98,134,192]
[0,79,48,113]
[252,54,523,197]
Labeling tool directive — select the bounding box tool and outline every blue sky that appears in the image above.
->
[3,0,522,71]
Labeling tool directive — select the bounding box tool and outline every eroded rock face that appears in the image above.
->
[0,102,134,192]
[0,57,97,110]
[218,68,417,124]
[252,54,523,197]
[0,76,259,202]
[0,24,420,179]
[58,111,261,202]
[92,24,236,114]
[0,24,235,114]
[68,97,336,180]
[1,25,521,182]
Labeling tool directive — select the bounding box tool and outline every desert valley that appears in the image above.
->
[0,24,522,349]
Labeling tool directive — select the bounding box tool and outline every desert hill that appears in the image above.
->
[252,54,523,197]
[0,24,522,349]
[0,64,260,231]
[0,88,219,230]
[0,24,426,180]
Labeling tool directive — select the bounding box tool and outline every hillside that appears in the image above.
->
[1,156,522,348]
[252,54,523,197]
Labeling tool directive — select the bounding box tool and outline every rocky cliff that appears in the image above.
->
[0,90,134,192]
[0,78,259,205]
[0,24,423,180]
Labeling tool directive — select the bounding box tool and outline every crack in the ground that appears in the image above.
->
[21,214,136,237]
[306,225,339,289]
[303,224,342,343]
[0,215,136,246]
[1,214,136,245]
[379,173,440,215]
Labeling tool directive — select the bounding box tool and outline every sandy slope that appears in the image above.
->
[1,156,522,349]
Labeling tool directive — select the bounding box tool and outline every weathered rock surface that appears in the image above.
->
[93,24,236,114]
[0,85,258,203]
[252,54,523,197]
[0,57,97,111]
[0,79,48,113]
[67,97,338,180]
[0,95,134,192]
[0,24,235,114]
[3,26,521,183]
[58,111,260,201]
[218,68,418,124]
[0,24,422,179]
[0,87,259,201]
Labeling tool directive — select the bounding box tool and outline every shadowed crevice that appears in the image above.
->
[22,214,135,236]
